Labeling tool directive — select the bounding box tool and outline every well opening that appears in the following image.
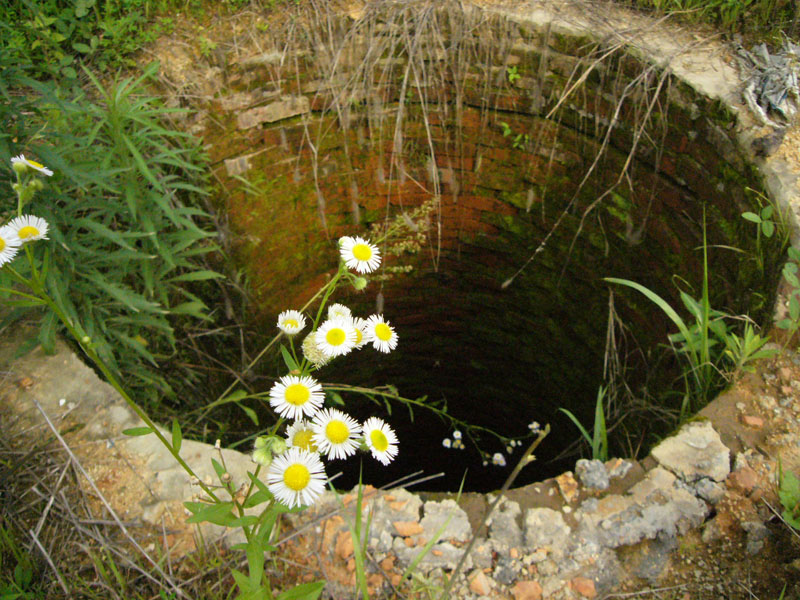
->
[205,1,784,492]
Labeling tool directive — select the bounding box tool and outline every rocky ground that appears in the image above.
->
[3,323,800,599]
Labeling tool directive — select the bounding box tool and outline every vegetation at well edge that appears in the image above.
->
[0,0,266,82]
[623,0,798,40]
[605,210,777,424]
[0,49,228,408]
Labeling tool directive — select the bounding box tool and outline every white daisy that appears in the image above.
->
[315,318,357,358]
[8,215,49,243]
[339,235,381,274]
[277,310,306,335]
[267,447,327,509]
[327,303,352,321]
[11,155,53,176]
[351,316,369,349]
[492,452,507,467]
[0,225,21,267]
[312,408,362,460]
[364,314,398,353]
[285,419,318,452]
[362,417,398,465]
[269,375,324,420]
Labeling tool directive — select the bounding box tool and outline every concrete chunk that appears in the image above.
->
[651,421,730,482]
[237,96,310,129]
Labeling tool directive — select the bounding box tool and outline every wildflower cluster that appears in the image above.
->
[442,429,465,450]
[1,156,52,268]
[255,235,400,509]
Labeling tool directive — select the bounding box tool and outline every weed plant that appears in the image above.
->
[0,57,220,406]
[606,213,775,419]
[627,0,798,39]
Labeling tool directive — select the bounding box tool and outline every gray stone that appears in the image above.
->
[469,540,493,570]
[155,469,189,501]
[651,421,730,482]
[493,554,519,585]
[742,521,769,555]
[420,499,472,543]
[237,96,310,130]
[488,497,523,548]
[588,549,624,595]
[523,508,571,560]
[576,468,709,548]
[393,540,471,573]
[367,489,422,543]
[576,459,610,490]
[692,478,726,504]
[608,459,635,479]
[634,536,678,582]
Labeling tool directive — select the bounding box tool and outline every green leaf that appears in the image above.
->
[229,515,260,528]
[277,581,326,600]
[242,489,272,508]
[741,212,761,223]
[73,42,92,53]
[123,426,154,436]
[790,295,800,321]
[172,419,182,454]
[202,389,248,413]
[238,403,259,426]
[38,310,57,354]
[280,345,299,372]
[167,269,223,283]
[761,220,775,238]
[605,277,698,367]
[559,408,592,447]
[211,458,226,480]
[170,301,209,319]
[778,470,800,528]
[184,501,236,526]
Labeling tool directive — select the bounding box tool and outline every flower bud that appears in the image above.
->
[352,276,368,290]
[252,446,272,466]
[12,161,27,175]
[270,437,287,455]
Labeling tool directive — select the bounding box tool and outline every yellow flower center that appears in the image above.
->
[370,430,389,452]
[326,328,346,346]
[284,318,299,329]
[17,226,39,240]
[326,420,350,444]
[353,243,372,261]
[355,329,363,344]
[0,238,5,252]
[292,430,316,451]
[284,463,311,491]
[29,159,44,169]
[285,384,310,406]
[375,323,393,341]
